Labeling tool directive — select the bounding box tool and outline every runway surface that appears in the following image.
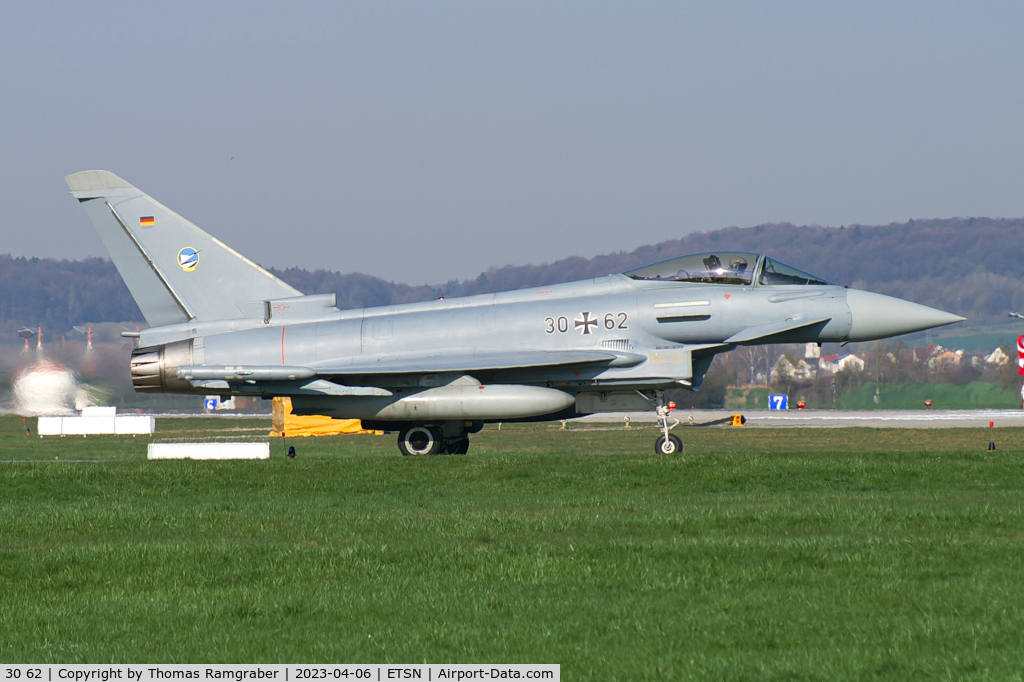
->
[576,409,1024,429]
[6,408,1023,429]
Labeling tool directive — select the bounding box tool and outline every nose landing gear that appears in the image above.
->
[646,390,682,455]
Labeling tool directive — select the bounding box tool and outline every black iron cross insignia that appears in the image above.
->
[575,312,598,335]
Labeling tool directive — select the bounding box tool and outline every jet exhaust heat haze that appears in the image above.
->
[13,360,95,416]
[65,170,965,455]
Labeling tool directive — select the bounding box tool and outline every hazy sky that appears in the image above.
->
[3,2,1022,284]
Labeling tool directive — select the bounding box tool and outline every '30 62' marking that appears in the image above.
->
[545,312,628,335]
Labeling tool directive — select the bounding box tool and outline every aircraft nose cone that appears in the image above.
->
[846,289,965,342]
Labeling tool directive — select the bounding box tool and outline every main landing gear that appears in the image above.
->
[397,421,483,456]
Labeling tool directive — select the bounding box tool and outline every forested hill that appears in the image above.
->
[3,217,1022,335]
[429,217,1024,318]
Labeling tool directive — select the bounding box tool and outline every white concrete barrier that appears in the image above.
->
[61,417,116,435]
[36,414,155,436]
[114,416,157,434]
[37,416,64,436]
[147,442,270,460]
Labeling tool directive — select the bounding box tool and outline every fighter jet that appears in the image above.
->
[65,170,964,455]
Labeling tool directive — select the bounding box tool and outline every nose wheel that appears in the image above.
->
[655,433,682,455]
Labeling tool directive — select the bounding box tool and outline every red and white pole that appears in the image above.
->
[1018,335,1024,408]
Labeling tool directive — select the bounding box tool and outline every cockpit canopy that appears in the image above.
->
[624,252,833,286]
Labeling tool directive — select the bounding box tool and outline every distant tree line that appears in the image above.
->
[4,217,1024,338]
[0,255,138,338]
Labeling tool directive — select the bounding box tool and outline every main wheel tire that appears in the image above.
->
[655,434,682,455]
[449,438,470,455]
[399,425,442,456]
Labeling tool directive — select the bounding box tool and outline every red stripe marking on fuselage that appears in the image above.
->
[281,326,286,364]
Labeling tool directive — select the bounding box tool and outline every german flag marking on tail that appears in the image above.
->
[140,216,155,227]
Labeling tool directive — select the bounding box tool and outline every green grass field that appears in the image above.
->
[2,415,1023,679]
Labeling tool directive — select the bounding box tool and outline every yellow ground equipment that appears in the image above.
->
[270,397,379,437]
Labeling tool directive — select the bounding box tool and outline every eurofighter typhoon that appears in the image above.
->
[66,171,964,455]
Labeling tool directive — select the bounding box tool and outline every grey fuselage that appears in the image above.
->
[140,270,844,395]
[195,275,847,379]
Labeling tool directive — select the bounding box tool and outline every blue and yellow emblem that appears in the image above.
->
[177,247,200,272]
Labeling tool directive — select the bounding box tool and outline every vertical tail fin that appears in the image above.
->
[65,170,302,327]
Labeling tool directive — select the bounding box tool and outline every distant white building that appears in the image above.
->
[771,356,818,381]
[804,343,821,359]
[819,353,865,375]
[986,347,1009,366]
[928,350,962,369]
[771,356,795,382]
[795,358,817,379]
[838,354,865,373]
